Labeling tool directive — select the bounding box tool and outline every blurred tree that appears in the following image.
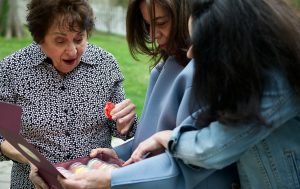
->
[0,0,8,35]
[0,0,3,14]
[290,0,300,9]
[114,0,129,8]
[91,0,128,8]
[0,0,24,39]
[91,0,127,34]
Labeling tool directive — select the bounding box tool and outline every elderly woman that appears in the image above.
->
[0,0,137,188]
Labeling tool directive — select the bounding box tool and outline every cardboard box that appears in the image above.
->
[0,102,124,189]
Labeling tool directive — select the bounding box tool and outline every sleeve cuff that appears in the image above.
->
[125,116,138,139]
[0,138,5,156]
[114,115,138,141]
[168,126,196,154]
[0,138,10,161]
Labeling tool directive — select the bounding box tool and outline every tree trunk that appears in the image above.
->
[5,0,24,39]
[0,0,24,39]
[0,0,6,35]
[0,0,4,16]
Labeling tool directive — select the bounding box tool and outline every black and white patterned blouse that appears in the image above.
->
[0,42,137,188]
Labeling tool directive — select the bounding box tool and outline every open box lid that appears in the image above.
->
[0,102,64,189]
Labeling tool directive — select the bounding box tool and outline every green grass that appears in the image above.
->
[89,32,150,117]
[0,31,150,117]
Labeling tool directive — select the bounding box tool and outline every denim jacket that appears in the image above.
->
[169,68,300,189]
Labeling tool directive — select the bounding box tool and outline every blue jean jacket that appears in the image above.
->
[169,68,300,189]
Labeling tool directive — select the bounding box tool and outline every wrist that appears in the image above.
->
[102,169,112,189]
[105,169,112,189]
[0,139,5,156]
[0,139,10,161]
[156,130,172,149]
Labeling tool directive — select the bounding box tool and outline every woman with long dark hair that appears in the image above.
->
[126,0,300,188]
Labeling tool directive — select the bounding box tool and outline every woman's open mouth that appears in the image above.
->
[63,59,77,65]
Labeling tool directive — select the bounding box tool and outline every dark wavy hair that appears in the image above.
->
[27,0,95,43]
[190,0,300,126]
[126,0,191,67]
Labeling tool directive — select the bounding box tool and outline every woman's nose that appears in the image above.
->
[65,43,77,56]
[149,26,161,42]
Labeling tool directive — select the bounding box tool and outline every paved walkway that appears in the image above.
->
[0,137,125,188]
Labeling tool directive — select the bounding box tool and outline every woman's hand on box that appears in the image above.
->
[29,163,49,189]
[111,99,136,135]
[90,148,118,159]
[123,130,172,166]
[1,140,29,164]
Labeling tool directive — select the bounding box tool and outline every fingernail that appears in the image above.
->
[142,152,151,159]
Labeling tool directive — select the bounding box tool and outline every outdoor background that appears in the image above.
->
[1,0,300,188]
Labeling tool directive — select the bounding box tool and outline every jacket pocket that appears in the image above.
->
[284,150,300,189]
